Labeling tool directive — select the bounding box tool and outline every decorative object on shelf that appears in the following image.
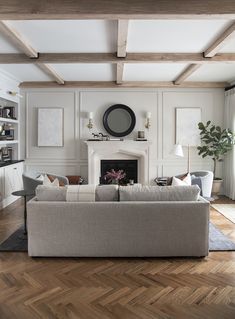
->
[145,112,151,129]
[104,169,126,184]
[103,104,136,137]
[87,112,93,130]
[0,147,12,162]
[197,121,235,198]
[0,123,14,140]
[0,106,16,119]
[138,131,145,138]
[87,133,102,141]
[38,108,64,147]
[98,132,110,141]
[3,106,16,119]
[0,123,3,135]
[136,130,147,141]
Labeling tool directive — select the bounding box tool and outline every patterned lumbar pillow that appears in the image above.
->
[172,173,191,186]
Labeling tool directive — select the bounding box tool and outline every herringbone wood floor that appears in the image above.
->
[0,198,235,319]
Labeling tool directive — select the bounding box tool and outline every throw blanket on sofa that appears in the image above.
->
[66,185,96,202]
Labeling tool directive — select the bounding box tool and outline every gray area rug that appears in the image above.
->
[209,223,235,251]
[0,226,27,251]
[0,223,235,252]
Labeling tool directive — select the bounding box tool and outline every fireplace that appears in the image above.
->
[85,141,150,185]
[100,159,138,185]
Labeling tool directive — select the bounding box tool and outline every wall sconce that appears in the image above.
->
[7,91,23,98]
[87,112,93,130]
[145,112,151,129]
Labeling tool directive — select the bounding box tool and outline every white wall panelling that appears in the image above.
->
[25,91,78,160]
[20,87,225,182]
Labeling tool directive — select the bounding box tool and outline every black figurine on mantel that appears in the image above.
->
[99,133,110,141]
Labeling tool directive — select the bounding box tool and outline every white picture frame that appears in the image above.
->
[38,107,64,147]
[176,107,201,146]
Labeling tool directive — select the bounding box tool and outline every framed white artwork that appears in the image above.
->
[175,108,201,146]
[38,108,64,147]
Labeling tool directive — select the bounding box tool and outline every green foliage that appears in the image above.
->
[197,121,235,177]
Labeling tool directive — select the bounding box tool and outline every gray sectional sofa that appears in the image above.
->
[27,185,209,257]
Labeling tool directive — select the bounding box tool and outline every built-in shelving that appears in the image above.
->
[0,117,19,124]
[0,140,19,145]
[0,96,19,160]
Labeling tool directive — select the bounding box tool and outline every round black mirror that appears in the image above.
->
[103,104,136,137]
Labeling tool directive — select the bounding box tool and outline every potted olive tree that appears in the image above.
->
[197,121,234,197]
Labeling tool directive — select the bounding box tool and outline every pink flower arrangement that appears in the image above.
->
[104,169,126,183]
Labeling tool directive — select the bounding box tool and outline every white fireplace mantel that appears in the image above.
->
[85,140,151,185]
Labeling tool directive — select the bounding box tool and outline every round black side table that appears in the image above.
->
[12,190,35,236]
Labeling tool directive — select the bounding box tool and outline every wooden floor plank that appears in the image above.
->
[0,197,235,318]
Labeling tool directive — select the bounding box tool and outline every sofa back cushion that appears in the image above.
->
[36,185,67,201]
[119,185,200,201]
[95,185,119,201]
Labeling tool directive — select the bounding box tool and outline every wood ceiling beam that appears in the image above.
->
[174,64,201,85]
[19,81,228,89]
[36,63,64,84]
[0,20,64,84]
[116,63,124,84]
[204,21,235,57]
[0,0,235,19]
[117,20,129,58]
[173,21,235,84]
[0,21,38,57]
[1,53,235,64]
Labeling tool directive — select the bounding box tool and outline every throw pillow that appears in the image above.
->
[36,174,44,181]
[47,174,65,186]
[172,173,191,186]
[43,174,60,187]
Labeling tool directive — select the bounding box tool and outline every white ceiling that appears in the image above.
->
[0,64,51,81]
[123,63,188,81]
[187,64,235,82]
[127,20,230,53]
[51,63,115,81]
[4,20,117,53]
[0,19,234,83]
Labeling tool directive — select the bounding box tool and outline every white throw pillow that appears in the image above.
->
[36,174,44,181]
[172,173,191,186]
[43,175,60,187]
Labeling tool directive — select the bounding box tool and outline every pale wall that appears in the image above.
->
[20,87,225,183]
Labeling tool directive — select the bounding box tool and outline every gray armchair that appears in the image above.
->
[22,171,69,199]
[190,171,213,198]
[174,170,213,198]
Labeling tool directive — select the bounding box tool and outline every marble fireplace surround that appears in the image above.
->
[85,141,151,185]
